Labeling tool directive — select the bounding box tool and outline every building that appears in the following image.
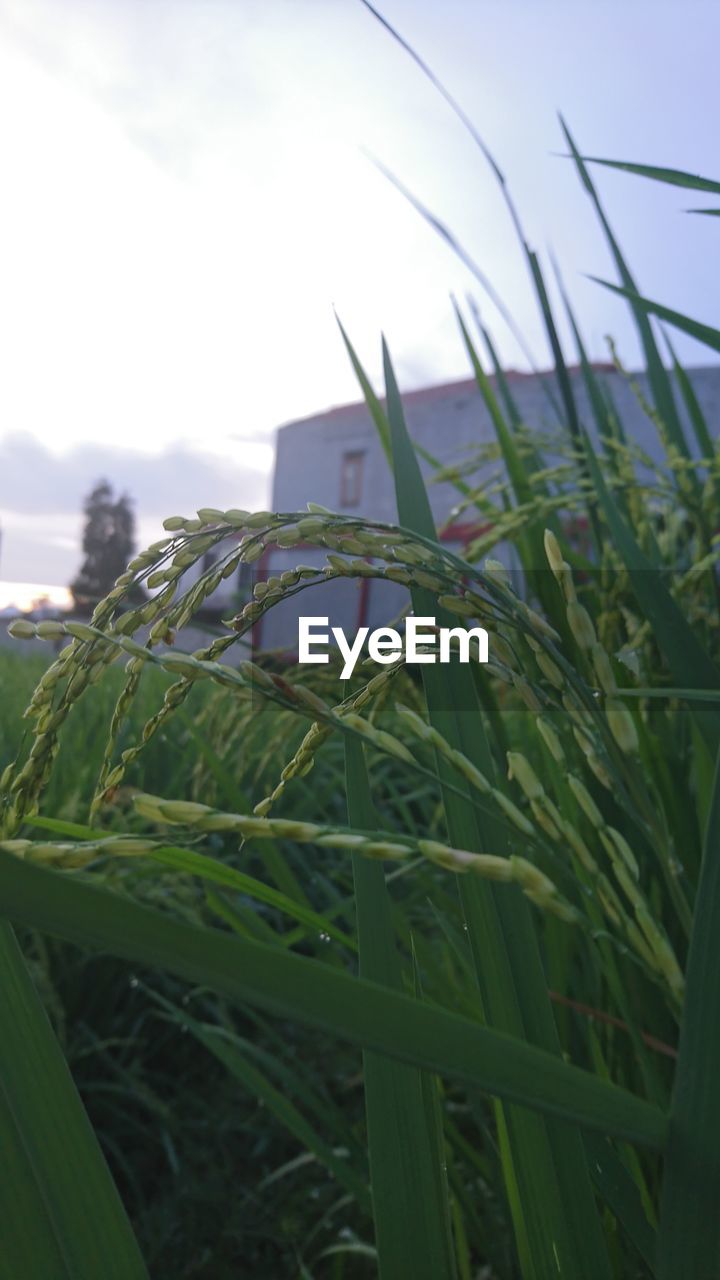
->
[249,362,719,652]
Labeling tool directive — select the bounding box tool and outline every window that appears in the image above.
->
[340,450,365,507]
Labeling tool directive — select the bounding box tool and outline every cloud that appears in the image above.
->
[0,432,268,516]
[0,432,269,585]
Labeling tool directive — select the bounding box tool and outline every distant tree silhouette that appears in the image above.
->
[71,481,142,611]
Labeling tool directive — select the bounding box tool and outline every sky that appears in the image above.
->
[0,0,718,592]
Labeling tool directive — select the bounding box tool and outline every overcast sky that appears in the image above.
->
[1,0,718,592]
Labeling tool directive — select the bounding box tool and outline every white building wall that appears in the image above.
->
[256,363,719,653]
[174,364,720,653]
[272,365,720,528]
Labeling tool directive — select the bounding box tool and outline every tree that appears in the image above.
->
[71,481,142,610]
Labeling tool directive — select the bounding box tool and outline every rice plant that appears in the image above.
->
[2,45,720,1280]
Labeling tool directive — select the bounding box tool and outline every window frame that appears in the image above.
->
[339,449,366,508]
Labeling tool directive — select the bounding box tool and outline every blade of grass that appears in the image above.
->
[210,1006,366,1159]
[0,852,668,1148]
[618,689,720,703]
[177,710,314,907]
[411,942,458,1269]
[151,995,372,1211]
[454,300,566,624]
[0,921,148,1280]
[469,304,524,429]
[663,334,716,458]
[380,337,612,1279]
[525,249,603,551]
[25,816,355,951]
[555,263,625,454]
[589,278,720,356]
[584,1132,657,1271]
[347,735,456,1279]
[657,745,720,1277]
[336,315,392,465]
[337,312,498,529]
[560,117,693,463]
[151,846,356,951]
[365,152,543,377]
[360,0,563,417]
[571,157,720,196]
[0,1083,68,1280]
[572,421,720,752]
[454,304,534,508]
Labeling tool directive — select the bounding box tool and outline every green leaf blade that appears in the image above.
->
[0,853,667,1150]
[0,921,148,1280]
[574,156,720,196]
[347,735,457,1279]
[657,747,720,1277]
[380,338,613,1279]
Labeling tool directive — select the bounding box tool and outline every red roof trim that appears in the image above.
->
[440,521,492,543]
